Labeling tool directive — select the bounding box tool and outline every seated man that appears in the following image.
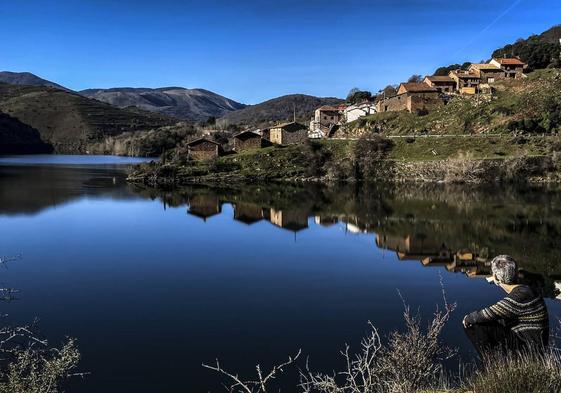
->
[463,255,549,357]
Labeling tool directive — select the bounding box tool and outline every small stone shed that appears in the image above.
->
[269,122,308,145]
[187,138,222,161]
[233,130,263,152]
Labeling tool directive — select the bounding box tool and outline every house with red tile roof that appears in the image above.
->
[490,57,527,79]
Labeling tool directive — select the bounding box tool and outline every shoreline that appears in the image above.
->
[127,149,561,188]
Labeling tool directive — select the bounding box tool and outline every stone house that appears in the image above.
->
[468,63,505,83]
[269,122,308,145]
[376,83,442,113]
[423,76,456,93]
[233,130,263,152]
[309,105,344,138]
[314,106,342,126]
[187,138,223,161]
[448,70,481,94]
[490,57,527,79]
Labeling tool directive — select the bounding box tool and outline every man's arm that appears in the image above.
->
[464,297,518,326]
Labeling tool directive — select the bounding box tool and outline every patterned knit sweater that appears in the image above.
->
[465,284,549,346]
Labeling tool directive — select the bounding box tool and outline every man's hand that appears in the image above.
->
[462,315,471,328]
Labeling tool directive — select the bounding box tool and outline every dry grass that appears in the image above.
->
[468,350,561,393]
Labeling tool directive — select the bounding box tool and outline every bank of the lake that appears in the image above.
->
[127,135,561,187]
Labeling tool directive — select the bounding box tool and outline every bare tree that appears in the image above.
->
[300,295,456,393]
[203,350,301,393]
[205,279,456,393]
[0,253,82,392]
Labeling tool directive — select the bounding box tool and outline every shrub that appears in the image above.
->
[444,152,493,184]
[469,350,561,393]
[353,136,394,180]
[0,323,80,393]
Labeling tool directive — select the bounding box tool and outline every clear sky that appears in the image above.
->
[1,0,560,104]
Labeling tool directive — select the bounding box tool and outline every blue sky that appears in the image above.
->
[1,0,560,103]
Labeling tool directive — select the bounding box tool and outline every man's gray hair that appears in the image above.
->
[491,255,518,284]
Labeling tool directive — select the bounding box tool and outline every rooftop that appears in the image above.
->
[449,70,481,79]
[399,82,438,93]
[470,63,502,71]
[493,57,526,66]
[234,130,261,139]
[271,122,307,132]
[187,137,220,146]
[317,105,341,112]
[425,75,455,83]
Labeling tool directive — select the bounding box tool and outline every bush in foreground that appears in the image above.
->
[0,323,80,393]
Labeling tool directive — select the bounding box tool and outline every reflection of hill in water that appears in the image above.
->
[140,183,561,298]
[3,165,560,298]
[0,165,143,215]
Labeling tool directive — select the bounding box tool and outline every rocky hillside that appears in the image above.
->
[338,69,561,138]
[219,94,344,128]
[0,83,176,154]
[0,112,53,154]
[80,87,245,121]
[0,71,71,91]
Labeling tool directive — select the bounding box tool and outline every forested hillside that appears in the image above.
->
[219,94,343,128]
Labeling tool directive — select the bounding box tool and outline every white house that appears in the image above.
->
[344,102,377,123]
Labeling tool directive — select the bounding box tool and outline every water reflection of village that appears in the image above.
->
[164,188,561,300]
[187,196,309,232]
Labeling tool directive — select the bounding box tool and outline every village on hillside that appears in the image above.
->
[185,56,528,161]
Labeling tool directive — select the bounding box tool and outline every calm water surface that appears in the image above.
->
[0,156,560,392]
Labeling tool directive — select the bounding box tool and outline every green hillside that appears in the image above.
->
[0,83,176,153]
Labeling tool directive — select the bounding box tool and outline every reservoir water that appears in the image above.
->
[0,156,560,392]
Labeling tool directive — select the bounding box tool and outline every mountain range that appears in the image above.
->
[80,87,246,121]
[0,83,175,153]
[0,72,247,121]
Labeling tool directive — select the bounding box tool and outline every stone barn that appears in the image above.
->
[233,130,263,152]
[187,138,222,161]
[269,122,308,145]
[376,83,443,113]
